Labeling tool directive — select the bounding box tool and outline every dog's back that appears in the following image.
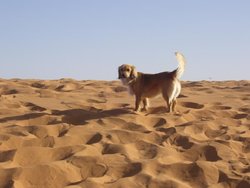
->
[135,71,176,98]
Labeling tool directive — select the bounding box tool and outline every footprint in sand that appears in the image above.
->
[152,118,167,128]
[31,82,47,89]
[0,168,19,188]
[0,134,10,141]
[26,126,49,139]
[239,106,250,113]
[21,136,55,147]
[202,145,222,162]
[87,98,107,103]
[0,149,16,162]
[236,181,250,188]
[178,94,188,98]
[180,102,204,109]
[205,127,227,139]
[120,103,130,108]
[122,162,142,178]
[242,139,250,153]
[4,125,30,137]
[107,129,143,144]
[2,89,19,95]
[210,105,232,110]
[233,113,248,119]
[102,143,126,155]
[217,170,250,188]
[103,140,158,160]
[69,156,107,178]
[135,140,158,159]
[153,162,207,187]
[156,127,176,139]
[22,102,47,112]
[58,127,69,137]
[241,97,250,101]
[122,122,149,133]
[86,133,103,144]
[112,86,127,93]
[102,154,142,180]
[172,134,194,149]
[56,83,78,92]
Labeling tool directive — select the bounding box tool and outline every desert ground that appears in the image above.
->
[0,78,249,188]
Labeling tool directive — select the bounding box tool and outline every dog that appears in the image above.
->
[118,52,186,112]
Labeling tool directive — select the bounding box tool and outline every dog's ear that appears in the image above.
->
[130,66,138,78]
[118,66,122,79]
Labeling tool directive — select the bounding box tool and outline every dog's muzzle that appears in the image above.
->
[119,74,126,79]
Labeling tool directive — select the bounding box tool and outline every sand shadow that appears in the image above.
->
[145,106,168,115]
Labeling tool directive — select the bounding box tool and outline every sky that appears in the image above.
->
[0,0,249,81]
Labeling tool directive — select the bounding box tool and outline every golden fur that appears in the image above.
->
[118,52,186,112]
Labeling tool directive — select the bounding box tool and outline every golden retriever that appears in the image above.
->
[118,52,186,112]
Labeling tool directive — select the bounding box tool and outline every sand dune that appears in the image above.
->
[0,78,249,188]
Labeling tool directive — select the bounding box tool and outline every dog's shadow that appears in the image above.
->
[53,106,170,124]
[0,106,170,126]
[0,113,48,123]
[0,108,132,126]
[51,108,133,125]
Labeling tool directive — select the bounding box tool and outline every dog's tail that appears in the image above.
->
[172,52,186,79]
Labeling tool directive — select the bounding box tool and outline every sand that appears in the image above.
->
[0,78,249,188]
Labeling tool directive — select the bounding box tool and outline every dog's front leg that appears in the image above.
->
[134,95,142,112]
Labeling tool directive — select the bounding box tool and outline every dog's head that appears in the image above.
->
[118,64,138,80]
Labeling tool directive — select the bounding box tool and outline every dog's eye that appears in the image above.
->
[126,69,130,71]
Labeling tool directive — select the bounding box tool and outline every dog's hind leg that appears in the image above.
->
[167,100,172,113]
[171,99,177,112]
[142,98,149,111]
[171,82,181,112]
[162,94,171,112]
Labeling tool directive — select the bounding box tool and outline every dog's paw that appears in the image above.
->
[141,107,148,112]
[133,109,143,115]
[134,107,140,112]
[173,111,181,116]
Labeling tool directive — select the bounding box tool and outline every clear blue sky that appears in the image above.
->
[0,1,249,80]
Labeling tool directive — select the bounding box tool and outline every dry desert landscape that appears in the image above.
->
[0,78,249,188]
